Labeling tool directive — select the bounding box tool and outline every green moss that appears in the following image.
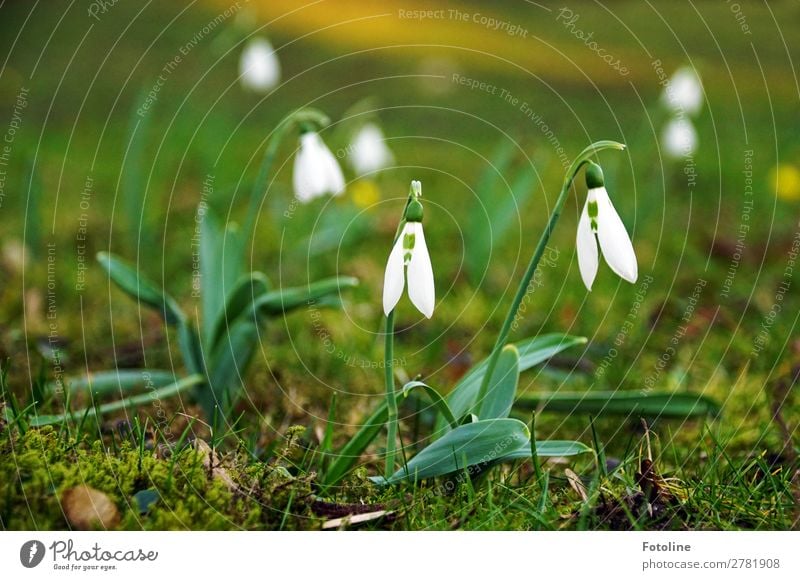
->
[0,427,314,530]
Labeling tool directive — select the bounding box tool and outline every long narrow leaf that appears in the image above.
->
[321,401,388,490]
[176,319,209,414]
[515,390,721,418]
[253,277,359,318]
[200,211,224,342]
[21,374,205,427]
[207,318,259,417]
[386,418,530,483]
[402,381,457,429]
[97,252,183,325]
[467,142,540,285]
[208,272,270,349]
[441,334,587,431]
[499,440,593,460]
[123,90,151,248]
[53,370,177,397]
[478,344,520,420]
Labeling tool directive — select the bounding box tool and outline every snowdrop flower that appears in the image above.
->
[661,66,703,116]
[349,123,394,176]
[661,117,698,159]
[292,131,346,202]
[239,37,281,92]
[383,181,435,318]
[576,163,637,291]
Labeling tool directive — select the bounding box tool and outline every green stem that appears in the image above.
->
[384,309,397,478]
[242,108,330,244]
[473,141,625,416]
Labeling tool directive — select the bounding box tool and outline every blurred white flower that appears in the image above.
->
[383,181,435,318]
[661,66,703,116]
[576,164,637,291]
[239,37,280,92]
[349,123,394,176]
[292,132,345,202]
[661,117,698,159]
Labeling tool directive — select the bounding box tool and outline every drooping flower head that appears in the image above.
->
[349,122,394,176]
[661,117,698,160]
[661,66,703,116]
[292,130,346,202]
[239,37,281,92]
[383,180,435,318]
[576,162,637,291]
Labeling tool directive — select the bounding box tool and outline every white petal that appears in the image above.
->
[382,224,408,316]
[661,66,703,116]
[406,222,435,318]
[350,123,394,176]
[576,198,599,291]
[239,38,281,92]
[293,133,331,202]
[318,138,346,196]
[661,118,698,160]
[593,187,638,284]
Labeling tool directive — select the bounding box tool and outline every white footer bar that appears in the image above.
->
[1,531,797,578]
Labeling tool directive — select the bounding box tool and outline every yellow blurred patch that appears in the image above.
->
[351,180,380,208]
[770,164,800,201]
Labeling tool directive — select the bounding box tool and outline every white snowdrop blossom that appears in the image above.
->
[661,117,698,159]
[661,66,703,116]
[349,123,394,176]
[383,181,435,318]
[239,37,281,92]
[292,132,346,202]
[576,163,637,291]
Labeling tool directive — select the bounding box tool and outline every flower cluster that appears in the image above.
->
[660,66,703,160]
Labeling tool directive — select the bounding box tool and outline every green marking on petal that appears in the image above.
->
[403,232,416,251]
[588,200,598,219]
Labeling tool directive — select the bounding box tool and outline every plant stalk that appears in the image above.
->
[242,108,330,243]
[473,141,625,416]
[384,309,397,478]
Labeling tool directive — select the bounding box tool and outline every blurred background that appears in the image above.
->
[0,1,798,455]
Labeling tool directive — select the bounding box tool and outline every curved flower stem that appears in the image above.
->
[242,108,331,243]
[384,309,397,478]
[473,140,626,416]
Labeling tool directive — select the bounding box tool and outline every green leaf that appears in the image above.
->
[499,440,593,460]
[442,334,586,431]
[466,140,538,286]
[208,272,270,349]
[479,344,520,420]
[123,90,152,248]
[515,390,721,418]
[97,252,183,325]
[207,318,260,418]
[252,276,359,318]
[320,401,388,490]
[200,212,245,344]
[175,319,209,415]
[22,374,205,427]
[54,370,177,397]
[402,381,458,429]
[387,418,530,483]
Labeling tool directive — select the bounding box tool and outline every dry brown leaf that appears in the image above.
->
[194,439,237,491]
[61,485,120,530]
[565,468,588,502]
[321,510,390,530]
